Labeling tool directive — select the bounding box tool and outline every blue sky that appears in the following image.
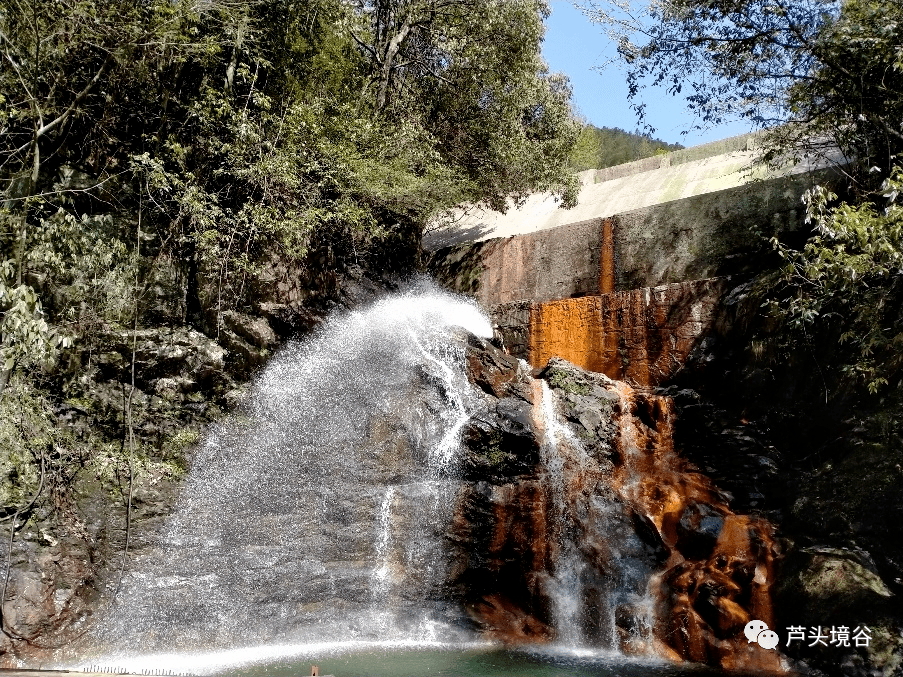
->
[542,1,752,147]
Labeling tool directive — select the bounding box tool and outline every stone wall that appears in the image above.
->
[427,170,823,306]
[491,279,726,386]
[611,171,810,291]
[427,218,606,307]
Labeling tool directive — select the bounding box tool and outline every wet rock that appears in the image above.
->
[465,593,553,643]
[465,333,523,399]
[459,404,541,480]
[630,511,670,562]
[676,503,726,560]
[448,479,553,638]
[540,358,619,462]
[257,301,325,336]
[459,338,541,481]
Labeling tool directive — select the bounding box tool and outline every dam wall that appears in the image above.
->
[426,168,831,308]
[426,134,839,381]
[491,279,727,385]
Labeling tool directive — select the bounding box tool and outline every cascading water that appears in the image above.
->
[538,381,590,647]
[81,283,493,669]
[534,380,656,654]
[65,283,779,676]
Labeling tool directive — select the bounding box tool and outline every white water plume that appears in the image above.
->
[83,282,492,659]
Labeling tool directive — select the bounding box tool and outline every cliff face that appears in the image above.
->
[0,262,391,667]
[469,274,903,676]
[453,338,783,673]
[664,280,903,677]
[425,138,901,675]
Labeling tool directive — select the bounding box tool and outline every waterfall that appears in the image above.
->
[371,486,395,595]
[538,381,589,647]
[67,282,778,676]
[85,283,492,663]
[535,378,658,655]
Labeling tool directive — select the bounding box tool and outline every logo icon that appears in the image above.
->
[744,620,778,650]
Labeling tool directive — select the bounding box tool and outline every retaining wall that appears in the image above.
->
[427,170,825,306]
[491,279,726,386]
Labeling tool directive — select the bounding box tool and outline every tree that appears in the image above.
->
[350,0,581,211]
[577,0,903,184]
[0,0,582,361]
[569,123,683,171]
[762,170,903,394]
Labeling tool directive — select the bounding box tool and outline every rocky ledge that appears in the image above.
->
[449,336,788,674]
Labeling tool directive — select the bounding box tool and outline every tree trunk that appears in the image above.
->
[376,18,412,110]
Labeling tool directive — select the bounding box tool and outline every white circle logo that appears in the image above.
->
[744,620,778,650]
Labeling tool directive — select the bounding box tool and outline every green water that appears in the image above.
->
[216,646,746,677]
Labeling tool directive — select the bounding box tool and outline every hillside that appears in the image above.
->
[569,124,684,172]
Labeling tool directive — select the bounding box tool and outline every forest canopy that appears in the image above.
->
[0,0,582,388]
[569,124,683,172]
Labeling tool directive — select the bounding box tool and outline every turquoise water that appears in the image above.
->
[215,646,745,677]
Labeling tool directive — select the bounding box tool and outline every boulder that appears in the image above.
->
[775,547,902,677]
[676,502,726,560]
[222,310,277,348]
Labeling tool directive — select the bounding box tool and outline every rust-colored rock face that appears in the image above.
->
[607,381,783,673]
[450,479,555,643]
[526,279,725,386]
[455,341,784,674]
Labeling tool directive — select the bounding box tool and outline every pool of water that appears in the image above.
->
[212,645,751,677]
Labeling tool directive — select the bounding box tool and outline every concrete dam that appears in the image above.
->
[426,131,836,386]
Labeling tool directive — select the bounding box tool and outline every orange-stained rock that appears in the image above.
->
[520,278,726,387]
[605,380,784,674]
[714,597,751,636]
[456,337,786,674]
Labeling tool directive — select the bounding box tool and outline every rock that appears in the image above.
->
[459,403,541,480]
[488,279,728,385]
[776,548,894,620]
[676,502,726,560]
[465,333,523,399]
[222,310,277,348]
[775,547,903,677]
[630,511,670,562]
[713,597,750,636]
[576,406,604,433]
[540,357,619,461]
[258,301,325,336]
[219,329,270,376]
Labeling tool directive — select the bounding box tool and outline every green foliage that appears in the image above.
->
[0,0,584,531]
[578,0,832,132]
[579,0,903,182]
[569,124,683,172]
[0,384,47,510]
[769,0,903,179]
[0,260,68,380]
[0,0,582,371]
[350,0,581,210]
[763,168,903,394]
[30,207,138,332]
